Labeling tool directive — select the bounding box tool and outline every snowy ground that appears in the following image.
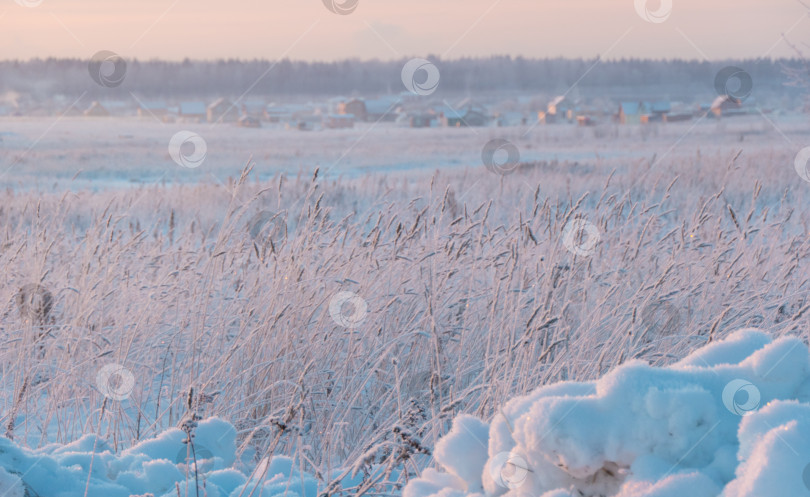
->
[0,113,809,496]
[0,114,807,189]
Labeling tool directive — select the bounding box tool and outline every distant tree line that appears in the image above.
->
[0,56,805,101]
[784,43,810,110]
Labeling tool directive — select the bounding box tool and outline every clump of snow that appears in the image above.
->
[404,329,810,497]
[0,417,317,497]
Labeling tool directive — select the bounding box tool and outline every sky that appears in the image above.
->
[2,0,809,62]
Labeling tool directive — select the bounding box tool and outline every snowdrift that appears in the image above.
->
[404,329,810,497]
[0,417,317,497]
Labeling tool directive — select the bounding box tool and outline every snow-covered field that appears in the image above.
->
[0,115,809,496]
[0,114,807,188]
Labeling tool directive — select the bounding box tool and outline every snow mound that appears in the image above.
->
[0,417,317,497]
[404,329,810,497]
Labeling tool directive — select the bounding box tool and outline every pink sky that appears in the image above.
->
[2,0,809,61]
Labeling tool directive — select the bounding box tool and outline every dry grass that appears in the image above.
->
[0,149,808,492]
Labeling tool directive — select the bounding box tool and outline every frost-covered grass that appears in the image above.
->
[0,143,808,495]
[3,331,810,496]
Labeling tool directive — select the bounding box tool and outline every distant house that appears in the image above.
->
[400,112,436,128]
[364,98,400,122]
[207,98,239,123]
[544,96,574,123]
[267,103,318,124]
[137,102,168,119]
[465,110,489,126]
[241,101,267,120]
[444,108,488,127]
[266,104,293,123]
[436,101,489,127]
[84,101,109,117]
[237,115,261,128]
[710,95,744,118]
[650,101,671,122]
[327,96,348,114]
[323,114,354,129]
[617,101,651,124]
[339,99,367,121]
[615,100,671,124]
[650,101,690,122]
[179,102,206,121]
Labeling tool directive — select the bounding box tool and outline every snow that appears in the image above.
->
[432,415,490,493]
[0,417,317,497]
[403,329,810,497]
[1,114,806,190]
[0,467,25,497]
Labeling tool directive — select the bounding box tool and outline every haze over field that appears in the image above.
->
[0,1,810,497]
[4,0,810,60]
